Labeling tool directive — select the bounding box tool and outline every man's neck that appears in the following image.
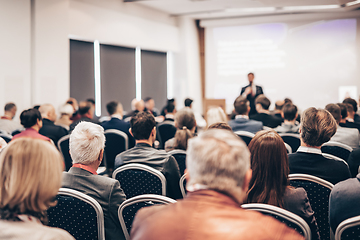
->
[30,125,40,132]
[43,117,54,123]
[340,119,346,124]
[300,139,321,149]
[82,113,92,119]
[111,113,123,120]
[136,139,153,146]
[3,112,13,119]
[284,119,296,125]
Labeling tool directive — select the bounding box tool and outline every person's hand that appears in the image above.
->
[245,86,252,95]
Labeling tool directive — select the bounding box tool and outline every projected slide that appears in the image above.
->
[206,18,359,112]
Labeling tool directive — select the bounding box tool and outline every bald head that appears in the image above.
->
[39,104,56,122]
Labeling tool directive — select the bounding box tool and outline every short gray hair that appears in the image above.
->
[186,129,250,201]
[70,122,105,165]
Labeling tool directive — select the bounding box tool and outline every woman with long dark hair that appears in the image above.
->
[246,129,320,240]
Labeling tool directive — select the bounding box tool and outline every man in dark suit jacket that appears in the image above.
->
[228,96,262,134]
[38,104,68,146]
[62,121,126,240]
[329,171,360,233]
[101,101,135,148]
[69,101,99,131]
[288,107,351,185]
[115,111,182,200]
[250,95,282,128]
[240,73,263,115]
[339,103,360,133]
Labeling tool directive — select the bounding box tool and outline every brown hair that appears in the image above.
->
[234,96,249,115]
[246,129,289,208]
[207,122,232,131]
[173,127,193,151]
[325,103,341,124]
[0,138,63,222]
[255,95,271,110]
[300,107,337,147]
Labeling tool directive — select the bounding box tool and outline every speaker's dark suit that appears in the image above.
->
[101,117,135,148]
[240,84,263,115]
[62,167,126,240]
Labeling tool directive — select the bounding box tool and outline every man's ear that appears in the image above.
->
[184,169,190,182]
[281,112,285,118]
[151,127,156,137]
[129,128,134,137]
[98,149,104,163]
[242,169,252,192]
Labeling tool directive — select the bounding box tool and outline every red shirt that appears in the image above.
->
[12,128,51,143]
[72,163,98,175]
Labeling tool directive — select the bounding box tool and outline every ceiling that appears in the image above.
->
[128,0,360,20]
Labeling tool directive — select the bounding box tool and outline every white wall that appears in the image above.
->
[171,17,202,113]
[0,0,31,120]
[33,0,70,108]
[0,0,201,117]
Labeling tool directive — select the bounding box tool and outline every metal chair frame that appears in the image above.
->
[104,129,129,151]
[279,133,301,152]
[54,188,105,240]
[179,173,187,198]
[242,203,311,240]
[284,142,292,154]
[335,215,360,240]
[112,163,167,196]
[322,153,349,168]
[118,194,176,240]
[322,141,353,153]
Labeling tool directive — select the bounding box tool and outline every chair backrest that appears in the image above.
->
[118,194,176,240]
[0,133,12,143]
[279,133,301,153]
[47,188,105,240]
[289,174,334,240]
[234,131,255,146]
[112,163,167,198]
[335,215,360,240]
[168,149,187,175]
[157,122,177,149]
[242,203,311,240]
[284,142,292,154]
[57,134,72,171]
[104,129,128,173]
[321,141,352,162]
[322,153,349,168]
[179,173,187,198]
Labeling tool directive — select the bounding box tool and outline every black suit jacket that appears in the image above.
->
[62,167,126,240]
[39,118,68,146]
[288,151,351,185]
[101,117,135,148]
[340,121,360,133]
[115,143,182,199]
[69,116,100,132]
[250,113,282,128]
[240,84,263,115]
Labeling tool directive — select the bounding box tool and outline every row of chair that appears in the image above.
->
[236,131,354,162]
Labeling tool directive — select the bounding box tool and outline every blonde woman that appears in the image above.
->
[0,138,74,240]
[206,107,228,127]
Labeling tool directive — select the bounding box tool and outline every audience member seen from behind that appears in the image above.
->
[101,101,135,149]
[69,101,99,131]
[273,100,285,120]
[12,108,51,143]
[288,107,351,185]
[228,96,263,134]
[0,102,22,134]
[39,104,68,146]
[131,129,304,240]
[165,107,196,152]
[62,122,126,240]
[325,103,360,149]
[144,97,159,117]
[338,103,360,133]
[250,95,282,128]
[207,122,232,131]
[343,97,360,123]
[206,106,227,127]
[274,103,299,134]
[184,98,206,129]
[246,129,320,240]
[114,111,182,199]
[0,138,74,240]
[55,104,74,131]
